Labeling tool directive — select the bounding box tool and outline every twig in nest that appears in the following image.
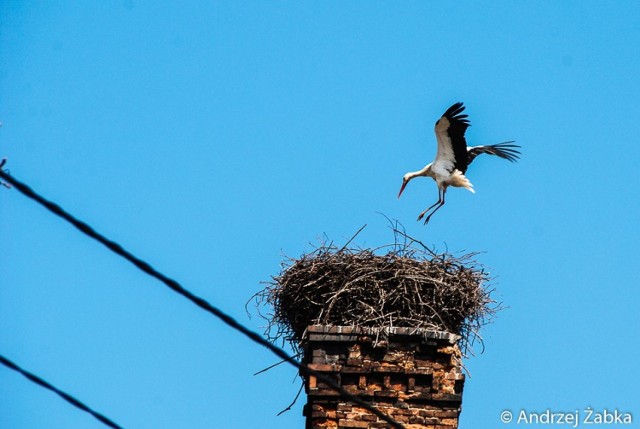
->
[277,382,304,416]
[339,224,367,252]
[253,353,302,376]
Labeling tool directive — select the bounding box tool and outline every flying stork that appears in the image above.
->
[398,102,520,224]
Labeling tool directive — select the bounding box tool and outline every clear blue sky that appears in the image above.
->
[2,2,639,428]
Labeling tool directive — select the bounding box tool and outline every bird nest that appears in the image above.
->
[251,232,501,356]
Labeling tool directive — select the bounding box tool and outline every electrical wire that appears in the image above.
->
[0,354,124,429]
[0,170,404,429]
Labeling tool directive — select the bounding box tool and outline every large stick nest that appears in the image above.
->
[251,231,501,355]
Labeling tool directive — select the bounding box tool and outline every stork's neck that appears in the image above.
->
[407,163,433,180]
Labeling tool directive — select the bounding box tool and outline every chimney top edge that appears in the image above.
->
[303,325,460,344]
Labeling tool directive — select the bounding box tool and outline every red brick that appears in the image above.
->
[337,420,369,428]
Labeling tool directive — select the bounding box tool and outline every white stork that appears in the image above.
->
[398,102,520,224]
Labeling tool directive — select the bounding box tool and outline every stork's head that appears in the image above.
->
[398,173,412,198]
[398,164,432,198]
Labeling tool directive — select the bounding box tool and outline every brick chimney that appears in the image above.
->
[302,325,465,429]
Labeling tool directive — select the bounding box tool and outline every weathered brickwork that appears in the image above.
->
[302,326,465,429]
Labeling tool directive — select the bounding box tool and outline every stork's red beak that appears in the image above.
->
[398,181,407,198]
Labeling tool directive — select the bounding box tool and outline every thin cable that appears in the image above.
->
[0,170,404,429]
[0,354,123,429]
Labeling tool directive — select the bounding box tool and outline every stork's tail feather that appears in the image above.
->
[449,170,475,193]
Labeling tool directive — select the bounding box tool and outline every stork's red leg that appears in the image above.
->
[417,200,440,221]
[422,188,446,225]
[417,188,444,222]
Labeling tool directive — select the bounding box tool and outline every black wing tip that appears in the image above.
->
[444,101,464,114]
[470,142,521,162]
[443,102,469,124]
[494,143,521,162]
[493,141,521,148]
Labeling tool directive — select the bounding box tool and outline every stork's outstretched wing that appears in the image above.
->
[467,141,521,165]
[434,102,471,173]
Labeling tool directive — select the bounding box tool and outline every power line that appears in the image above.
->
[0,170,404,429]
[0,354,124,429]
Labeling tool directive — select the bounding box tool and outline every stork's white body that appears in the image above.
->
[398,102,520,224]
